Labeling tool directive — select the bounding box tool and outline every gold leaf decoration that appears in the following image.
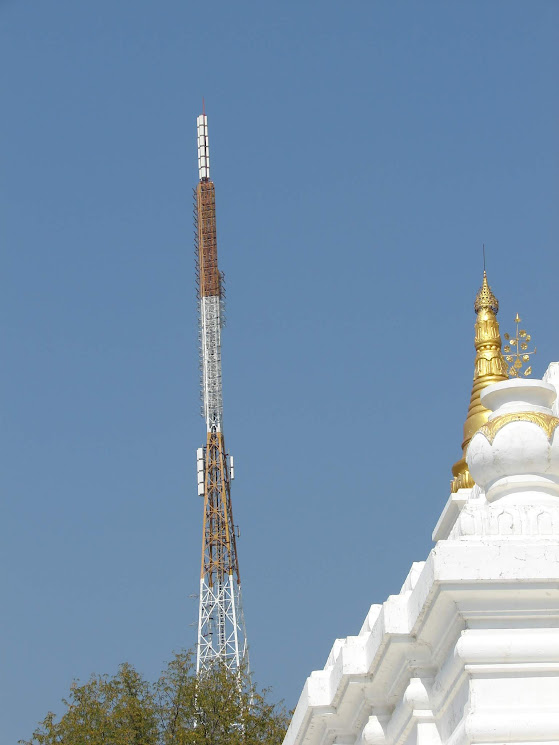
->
[477,412,559,445]
[504,314,536,378]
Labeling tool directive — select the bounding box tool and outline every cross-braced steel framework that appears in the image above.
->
[194,113,248,675]
[197,431,247,671]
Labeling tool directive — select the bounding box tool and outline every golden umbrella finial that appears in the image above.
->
[474,271,499,314]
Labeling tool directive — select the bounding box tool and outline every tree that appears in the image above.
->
[21,651,290,745]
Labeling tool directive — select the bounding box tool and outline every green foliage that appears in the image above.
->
[21,651,290,745]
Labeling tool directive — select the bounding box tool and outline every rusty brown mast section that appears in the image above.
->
[194,112,248,674]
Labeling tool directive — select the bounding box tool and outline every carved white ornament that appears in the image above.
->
[467,379,559,505]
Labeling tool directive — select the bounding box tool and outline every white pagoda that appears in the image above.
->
[284,273,559,745]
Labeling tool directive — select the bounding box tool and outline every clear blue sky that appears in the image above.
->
[1,1,558,740]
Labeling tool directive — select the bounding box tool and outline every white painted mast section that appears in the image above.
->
[197,573,247,673]
[200,295,223,432]
[197,114,210,180]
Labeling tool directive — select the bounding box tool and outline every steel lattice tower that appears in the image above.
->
[194,111,248,675]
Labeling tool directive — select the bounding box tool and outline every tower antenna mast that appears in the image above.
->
[194,110,248,674]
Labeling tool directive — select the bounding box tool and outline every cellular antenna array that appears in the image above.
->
[194,111,248,674]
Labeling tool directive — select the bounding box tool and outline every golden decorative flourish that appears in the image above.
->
[477,412,559,445]
[503,313,536,378]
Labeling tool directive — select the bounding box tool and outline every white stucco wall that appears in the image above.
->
[284,366,559,745]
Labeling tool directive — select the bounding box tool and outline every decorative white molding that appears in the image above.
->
[467,378,559,503]
[448,502,559,538]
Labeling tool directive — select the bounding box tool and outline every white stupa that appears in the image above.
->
[284,274,559,745]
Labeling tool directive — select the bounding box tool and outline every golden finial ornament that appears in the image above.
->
[451,270,508,492]
[474,271,499,314]
[503,314,536,377]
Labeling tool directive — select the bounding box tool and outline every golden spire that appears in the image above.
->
[451,271,508,492]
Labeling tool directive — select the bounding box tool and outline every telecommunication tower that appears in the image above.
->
[194,110,248,674]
